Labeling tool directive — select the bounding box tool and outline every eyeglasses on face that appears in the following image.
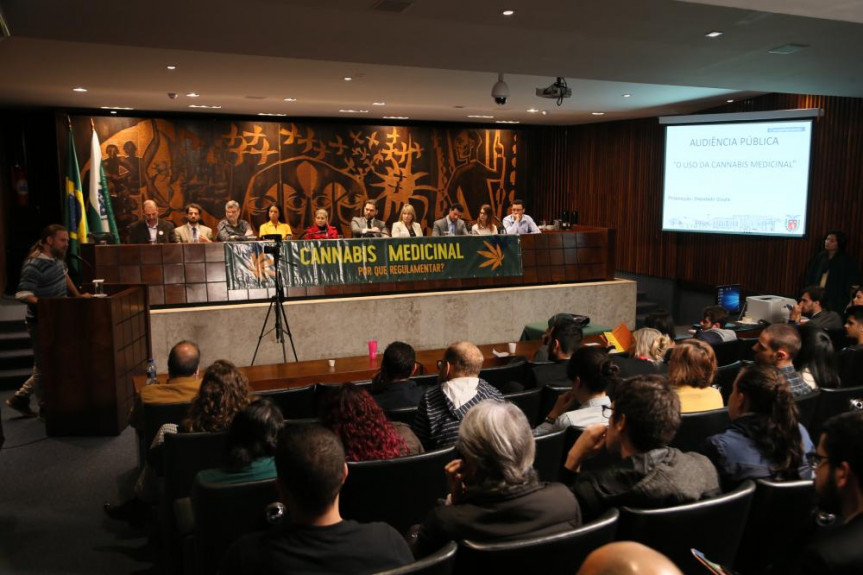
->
[808,453,829,470]
[601,405,614,419]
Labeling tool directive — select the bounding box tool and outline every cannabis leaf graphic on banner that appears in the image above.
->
[478,241,504,270]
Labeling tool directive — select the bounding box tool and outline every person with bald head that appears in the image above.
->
[411,341,504,450]
[130,340,202,429]
[578,542,682,575]
[127,199,176,243]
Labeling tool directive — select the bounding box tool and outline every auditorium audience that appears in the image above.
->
[699,364,814,490]
[304,208,339,239]
[431,203,468,236]
[370,341,425,410]
[804,231,861,317]
[565,375,721,521]
[470,203,498,235]
[578,541,683,575]
[130,340,201,429]
[410,400,581,558]
[800,411,863,574]
[695,305,737,345]
[752,323,811,397]
[667,339,722,413]
[795,323,841,390]
[196,398,284,485]
[258,203,292,239]
[839,305,863,388]
[412,341,503,450]
[790,285,845,330]
[535,347,618,435]
[390,204,423,237]
[321,384,422,460]
[613,328,671,377]
[532,321,584,387]
[220,424,413,574]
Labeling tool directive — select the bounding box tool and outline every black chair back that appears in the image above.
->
[376,541,457,575]
[795,391,820,431]
[163,431,229,500]
[411,373,440,386]
[810,385,863,439]
[734,478,816,574]
[341,447,458,533]
[539,385,570,421]
[737,338,758,363]
[504,387,543,426]
[533,429,567,482]
[138,402,190,466]
[479,361,536,393]
[386,405,419,425]
[617,480,756,573]
[712,339,739,367]
[258,384,317,420]
[455,508,619,575]
[670,408,730,452]
[715,361,743,403]
[191,477,279,575]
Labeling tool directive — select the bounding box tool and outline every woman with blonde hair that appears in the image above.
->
[303,208,339,239]
[613,328,671,377]
[391,204,423,237]
[667,339,722,413]
[470,204,498,235]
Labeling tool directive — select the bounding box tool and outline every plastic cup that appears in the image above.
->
[368,340,378,360]
[508,342,517,354]
[328,359,336,368]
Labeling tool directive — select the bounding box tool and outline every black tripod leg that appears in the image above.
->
[251,299,276,366]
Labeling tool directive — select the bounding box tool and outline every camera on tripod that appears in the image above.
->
[261,234,283,255]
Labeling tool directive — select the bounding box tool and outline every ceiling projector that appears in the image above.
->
[536,77,572,105]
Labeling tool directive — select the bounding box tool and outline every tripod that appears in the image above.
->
[251,240,298,365]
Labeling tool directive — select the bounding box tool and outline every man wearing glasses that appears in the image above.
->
[801,411,863,574]
[411,341,503,450]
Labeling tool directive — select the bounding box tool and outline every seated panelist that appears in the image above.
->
[258,203,292,240]
[304,209,339,240]
[350,200,389,238]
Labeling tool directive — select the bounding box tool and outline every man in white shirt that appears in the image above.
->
[502,199,541,234]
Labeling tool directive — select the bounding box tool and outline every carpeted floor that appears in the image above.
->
[0,390,158,574]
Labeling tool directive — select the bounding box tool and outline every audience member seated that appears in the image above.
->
[752,324,810,397]
[847,286,863,311]
[804,231,861,317]
[258,203,292,239]
[220,424,413,574]
[350,199,389,238]
[412,341,503,450]
[470,203,498,235]
[131,340,201,429]
[643,311,678,344]
[196,398,284,485]
[173,203,213,243]
[667,339,722,413]
[304,208,339,239]
[695,305,737,345]
[128,199,176,244]
[800,411,863,574]
[790,285,845,330]
[431,203,468,236]
[839,305,863,388]
[796,323,841,390]
[411,400,582,558]
[577,541,683,575]
[370,341,425,410]
[390,204,423,238]
[532,322,584,387]
[106,359,252,523]
[321,384,422,459]
[501,198,541,235]
[613,328,671,378]
[533,313,579,362]
[699,364,814,490]
[217,200,255,241]
[535,347,618,435]
[565,375,721,521]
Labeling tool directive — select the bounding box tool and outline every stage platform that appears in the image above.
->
[149,278,636,370]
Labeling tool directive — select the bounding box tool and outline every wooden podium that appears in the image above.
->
[39,284,151,436]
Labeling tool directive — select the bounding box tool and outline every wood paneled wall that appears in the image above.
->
[528,94,863,297]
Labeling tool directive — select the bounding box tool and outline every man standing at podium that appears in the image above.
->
[6,225,90,418]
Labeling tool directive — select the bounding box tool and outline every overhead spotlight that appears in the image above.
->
[536,77,571,106]
[491,73,509,106]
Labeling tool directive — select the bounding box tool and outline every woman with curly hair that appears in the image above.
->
[320,384,422,461]
[178,359,252,434]
[700,364,815,489]
[614,328,671,378]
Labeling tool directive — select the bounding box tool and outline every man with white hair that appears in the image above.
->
[216,200,255,241]
[411,400,581,557]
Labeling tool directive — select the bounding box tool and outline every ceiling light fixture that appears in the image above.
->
[166,65,177,70]
[258,112,288,117]
[705,31,723,38]
[100,106,134,110]
[283,98,297,102]
[339,109,369,113]
[188,104,222,109]
[110,111,117,115]
[591,112,605,116]
[372,102,386,106]
[727,99,735,103]
[186,92,200,98]
[467,115,494,119]
[501,9,515,16]
[496,120,520,124]
[344,76,353,82]
[383,116,409,120]
[72,87,87,92]
[622,93,631,98]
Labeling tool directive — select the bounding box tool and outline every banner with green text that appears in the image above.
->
[225,236,522,289]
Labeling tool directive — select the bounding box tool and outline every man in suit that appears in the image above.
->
[127,199,176,244]
[790,285,845,330]
[173,203,214,243]
[350,200,389,238]
[431,203,468,236]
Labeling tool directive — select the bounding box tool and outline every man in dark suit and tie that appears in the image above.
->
[431,203,468,236]
[350,200,389,238]
[127,199,176,244]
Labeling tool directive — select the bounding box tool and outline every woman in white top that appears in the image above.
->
[470,204,498,235]
[390,204,423,237]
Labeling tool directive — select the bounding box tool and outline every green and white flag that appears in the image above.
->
[87,128,119,243]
